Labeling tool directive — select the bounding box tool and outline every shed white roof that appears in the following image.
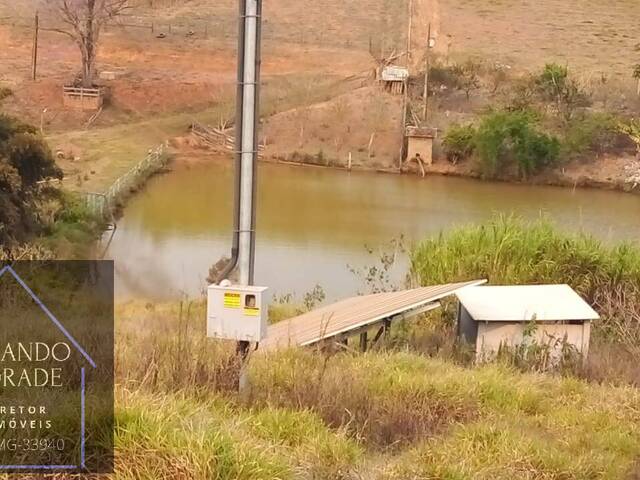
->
[456,284,599,322]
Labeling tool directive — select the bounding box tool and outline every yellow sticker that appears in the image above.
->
[244,307,260,316]
[224,292,241,308]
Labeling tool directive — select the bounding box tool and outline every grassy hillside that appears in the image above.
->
[440,0,640,77]
[111,217,640,479]
[113,343,640,479]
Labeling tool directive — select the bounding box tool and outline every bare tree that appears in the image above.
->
[47,0,129,87]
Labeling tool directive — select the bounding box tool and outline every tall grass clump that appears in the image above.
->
[246,349,477,449]
[248,351,640,480]
[411,215,640,380]
[116,301,242,394]
[376,354,640,480]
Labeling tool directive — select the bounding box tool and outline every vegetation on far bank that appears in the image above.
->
[0,111,104,258]
[432,62,639,181]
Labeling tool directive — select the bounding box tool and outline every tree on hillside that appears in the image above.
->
[47,0,129,87]
[451,60,481,101]
[0,114,62,245]
[536,63,590,122]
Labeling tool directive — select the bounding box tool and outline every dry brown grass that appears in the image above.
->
[115,301,476,449]
[441,0,640,78]
[110,295,640,479]
[245,349,477,449]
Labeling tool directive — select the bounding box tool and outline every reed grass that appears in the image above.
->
[411,215,640,355]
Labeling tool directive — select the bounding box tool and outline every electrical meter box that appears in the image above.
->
[207,284,269,342]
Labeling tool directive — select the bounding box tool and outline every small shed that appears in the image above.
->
[456,285,599,360]
[405,126,436,169]
[380,65,408,94]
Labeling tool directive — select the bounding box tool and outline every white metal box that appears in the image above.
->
[207,284,269,342]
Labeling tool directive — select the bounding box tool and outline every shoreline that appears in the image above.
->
[170,147,640,196]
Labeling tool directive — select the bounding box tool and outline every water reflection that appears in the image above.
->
[106,161,640,301]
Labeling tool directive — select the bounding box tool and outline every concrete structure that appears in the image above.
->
[456,285,599,361]
[405,126,436,167]
[207,284,268,342]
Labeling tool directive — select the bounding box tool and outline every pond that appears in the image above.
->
[105,160,640,302]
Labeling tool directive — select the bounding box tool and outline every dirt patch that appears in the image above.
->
[439,0,640,78]
[262,85,403,169]
[0,15,372,132]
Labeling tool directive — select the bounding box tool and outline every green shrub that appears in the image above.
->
[562,113,628,158]
[537,63,570,93]
[442,123,476,164]
[535,63,590,121]
[474,110,559,179]
[0,114,62,245]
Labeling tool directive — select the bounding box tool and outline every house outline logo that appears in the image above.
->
[0,264,96,471]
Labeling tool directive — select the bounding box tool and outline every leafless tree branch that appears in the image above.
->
[44,0,129,87]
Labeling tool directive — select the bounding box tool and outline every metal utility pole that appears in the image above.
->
[31,11,39,81]
[213,0,262,363]
[217,0,262,290]
[237,0,262,287]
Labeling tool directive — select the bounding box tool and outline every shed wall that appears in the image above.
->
[457,305,478,344]
[476,321,591,361]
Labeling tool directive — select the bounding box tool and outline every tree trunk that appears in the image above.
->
[80,41,95,88]
[81,0,97,88]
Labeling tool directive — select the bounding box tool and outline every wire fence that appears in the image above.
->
[83,142,170,219]
[0,14,221,39]
[0,11,376,50]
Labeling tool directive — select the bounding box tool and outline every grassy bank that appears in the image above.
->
[112,349,640,479]
[109,253,640,480]
[49,73,361,194]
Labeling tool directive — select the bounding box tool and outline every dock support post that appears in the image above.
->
[359,331,368,352]
[383,319,391,340]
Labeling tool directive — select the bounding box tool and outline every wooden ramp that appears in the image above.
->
[262,280,486,350]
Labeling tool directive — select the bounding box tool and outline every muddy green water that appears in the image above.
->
[106,161,640,301]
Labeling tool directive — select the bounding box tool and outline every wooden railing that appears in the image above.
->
[62,86,102,98]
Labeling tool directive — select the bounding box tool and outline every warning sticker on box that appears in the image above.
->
[224,292,241,308]
[244,307,260,316]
